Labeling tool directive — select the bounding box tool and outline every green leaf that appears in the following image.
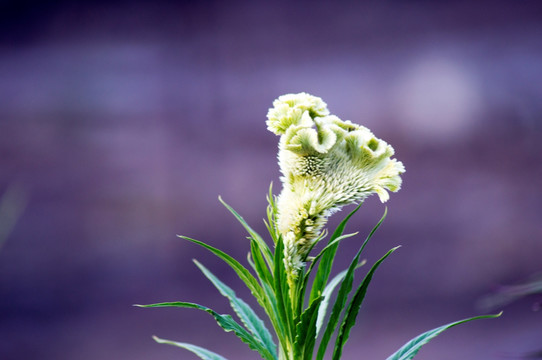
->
[273,236,294,347]
[297,232,359,332]
[316,209,387,360]
[152,336,229,360]
[265,182,279,244]
[193,260,277,359]
[250,238,274,288]
[294,296,324,360]
[309,203,363,303]
[260,277,288,350]
[137,302,275,360]
[219,196,274,269]
[301,232,359,300]
[177,236,266,312]
[315,260,366,337]
[333,246,400,360]
[386,312,503,360]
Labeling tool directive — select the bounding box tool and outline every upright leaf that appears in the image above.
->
[273,237,294,348]
[316,209,387,360]
[219,196,274,268]
[309,203,364,303]
[152,336,228,360]
[177,236,266,311]
[315,260,367,338]
[194,260,277,359]
[250,238,274,287]
[265,182,279,244]
[299,231,359,314]
[386,312,503,360]
[294,296,324,360]
[333,246,400,360]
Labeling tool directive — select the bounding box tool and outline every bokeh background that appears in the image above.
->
[1,1,541,359]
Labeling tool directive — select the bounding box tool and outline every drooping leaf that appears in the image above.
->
[333,246,400,360]
[386,312,503,360]
[152,336,228,360]
[137,302,275,360]
[193,260,277,359]
[218,196,274,269]
[316,209,387,360]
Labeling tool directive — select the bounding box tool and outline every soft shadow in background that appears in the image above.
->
[1,1,541,359]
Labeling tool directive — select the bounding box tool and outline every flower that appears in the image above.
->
[267,93,405,279]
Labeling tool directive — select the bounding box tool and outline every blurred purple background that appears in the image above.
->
[1,1,542,359]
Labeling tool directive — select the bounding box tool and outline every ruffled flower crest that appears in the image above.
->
[267,93,405,281]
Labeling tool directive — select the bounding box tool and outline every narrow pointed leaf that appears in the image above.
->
[265,183,279,244]
[273,237,294,344]
[138,302,275,360]
[303,232,359,291]
[152,336,229,360]
[260,277,288,349]
[299,232,359,315]
[219,196,274,268]
[194,260,277,359]
[294,296,324,360]
[386,312,503,360]
[250,238,274,287]
[177,236,265,310]
[333,246,400,360]
[315,261,361,337]
[316,209,387,360]
[309,203,363,303]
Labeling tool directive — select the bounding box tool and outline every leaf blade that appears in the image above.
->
[152,336,229,360]
[294,296,324,360]
[309,203,363,303]
[178,235,265,309]
[386,312,503,360]
[316,208,387,360]
[315,260,366,338]
[273,236,294,352]
[194,260,277,359]
[138,302,275,360]
[332,246,400,360]
[219,196,274,268]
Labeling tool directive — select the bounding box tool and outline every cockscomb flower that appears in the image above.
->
[267,93,405,282]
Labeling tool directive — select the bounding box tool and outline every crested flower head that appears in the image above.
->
[267,92,405,277]
[266,93,330,135]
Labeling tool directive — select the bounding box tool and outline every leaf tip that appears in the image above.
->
[152,335,164,343]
